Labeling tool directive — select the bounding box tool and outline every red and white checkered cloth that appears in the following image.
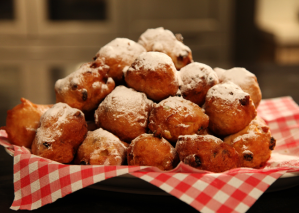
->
[1,96,299,213]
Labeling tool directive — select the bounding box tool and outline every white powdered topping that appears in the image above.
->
[158,96,196,115]
[242,145,248,150]
[92,81,101,89]
[177,123,190,128]
[177,134,221,146]
[172,39,191,57]
[243,150,253,155]
[138,27,190,57]
[200,134,221,142]
[26,127,37,132]
[179,62,218,93]
[129,51,176,73]
[97,38,146,63]
[55,63,105,96]
[221,67,256,89]
[176,70,183,86]
[36,103,83,145]
[93,128,125,147]
[138,27,175,52]
[98,86,152,127]
[122,66,130,77]
[130,134,174,156]
[89,128,126,166]
[232,130,258,144]
[177,134,199,143]
[206,82,249,103]
[213,67,226,81]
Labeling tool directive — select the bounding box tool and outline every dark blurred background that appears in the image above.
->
[0,0,299,126]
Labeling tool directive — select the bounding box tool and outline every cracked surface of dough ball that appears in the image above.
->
[125,51,179,102]
[175,135,240,173]
[127,134,179,171]
[55,60,115,114]
[204,82,256,136]
[0,98,52,148]
[214,67,262,108]
[138,27,192,70]
[224,116,276,168]
[95,86,153,142]
[148,96,209,143]
[75,128,128,166]
[31,103,88,163]
[94,38,146,84]
[179,62,219,106]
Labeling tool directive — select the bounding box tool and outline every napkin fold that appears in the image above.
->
[1,96,299,213]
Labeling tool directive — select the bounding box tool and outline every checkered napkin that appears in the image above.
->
[1,96,299,213]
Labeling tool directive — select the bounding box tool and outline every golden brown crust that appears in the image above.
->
[224,116,275,168]
[125,52,179,102]
[74,128,128,165]
[31,103,88,163]
[95,86,153,143]
[176,135,240,173]
[204,82,257,136]
[55,60,115,113]
[127,134,179,171]
[1,98,52,148]
[148,97,209,143]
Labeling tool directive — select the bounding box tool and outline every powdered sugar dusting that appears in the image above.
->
[93,128,126,148]
[232,117,267,144]
[206,82,249,103]
[130,133,175,156]
[177,134,222,146]
[242,149,253,155]
[233,130,258,144]
[55,62,108,96]
[158,96,200,116]
[214,67,226,81]
[97,86,152,127]
[180,62,218,93]
[139,27,175,52]
[173,38,191,57]
[138,27,190,57]
[216,67,257,89]
[128,51,176,73]
[36,103,84,146]
[92,81,101,89]
[89,128,127,165]
[97,38,146,63]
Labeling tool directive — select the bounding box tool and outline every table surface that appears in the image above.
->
[1,146,299,213]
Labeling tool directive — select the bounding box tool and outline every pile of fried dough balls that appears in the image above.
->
[1,27,276,172]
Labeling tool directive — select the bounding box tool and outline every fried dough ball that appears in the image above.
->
[125,51,179,102]
[31,103,88,163]
[204,82,257,136]
[138,27,193,70]
[179,62,219,106]
[74,128,128,165]
[94,38,146,84]
[224,116,276,168]
[127,134,179,171]
[0,98,52,148]
[148,96,209,143]
[95,86,153,142]
[214,67,262,108]
[175,135,240,173]
[55,59,115,114]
